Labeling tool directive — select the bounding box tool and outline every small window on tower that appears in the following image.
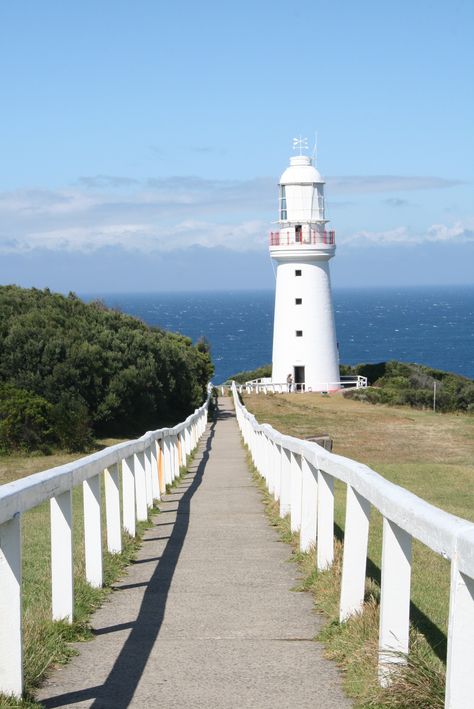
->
[295,269,302,277]
[296,330,303,337]
[295,298,302,305]
[279,185,287,221]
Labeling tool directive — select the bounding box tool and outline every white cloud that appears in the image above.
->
[0,214,267,254]
[327,175,463,194]
[0,177,273,254]
[0,173,468,254]
[342,220,474,246]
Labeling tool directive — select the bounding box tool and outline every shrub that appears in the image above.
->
[228,364,272,384]
[0,286,214,451]
[0,384,54,453]
[342,360,474,413]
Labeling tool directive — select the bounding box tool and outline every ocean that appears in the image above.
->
[83,286,474,384]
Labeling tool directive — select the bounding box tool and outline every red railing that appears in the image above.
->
[269,230,336,246]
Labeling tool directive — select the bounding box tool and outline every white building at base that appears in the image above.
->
[270,147,340,392]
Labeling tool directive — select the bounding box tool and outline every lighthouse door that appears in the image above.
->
[295,224,302,243]
[294,366,305,392]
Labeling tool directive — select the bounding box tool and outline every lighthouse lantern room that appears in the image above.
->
[270,139,340,391]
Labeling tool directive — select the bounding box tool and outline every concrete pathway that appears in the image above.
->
[37,397,351,708]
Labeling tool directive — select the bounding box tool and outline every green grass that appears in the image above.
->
[0,445,159,707]
[243,392,474,707]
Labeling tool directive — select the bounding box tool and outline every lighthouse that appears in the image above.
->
[270,139,340,392]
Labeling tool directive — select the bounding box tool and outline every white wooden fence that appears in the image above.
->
[0,396,209,698]
[220,375,368,396]
[232,382,474,708]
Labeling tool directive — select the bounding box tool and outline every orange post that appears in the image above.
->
[158,442,165,494]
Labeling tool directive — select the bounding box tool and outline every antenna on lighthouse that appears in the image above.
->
[292,136,308,155]
[312,131,318,164]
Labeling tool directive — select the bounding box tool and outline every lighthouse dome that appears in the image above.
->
[279,155,324,185]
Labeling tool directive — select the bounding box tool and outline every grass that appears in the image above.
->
[0,441,158,707]
[243,392,474,707]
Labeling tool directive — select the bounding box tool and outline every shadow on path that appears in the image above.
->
[41,416,218,708]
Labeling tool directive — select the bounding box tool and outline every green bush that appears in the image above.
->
[343,360,474,413]
[0,286,214,452]
[0,384,54,453]
[228,364,272,384]
[50,393,93,452]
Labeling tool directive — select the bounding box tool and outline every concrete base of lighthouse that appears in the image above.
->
[271,253,340,392]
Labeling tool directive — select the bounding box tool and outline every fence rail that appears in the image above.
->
[231,382,474,708]
[0,393,210,697]
[224,376,368,395]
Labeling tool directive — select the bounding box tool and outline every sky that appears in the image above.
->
[0,0,473,292]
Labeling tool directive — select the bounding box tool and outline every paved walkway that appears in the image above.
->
[37,397,351,708]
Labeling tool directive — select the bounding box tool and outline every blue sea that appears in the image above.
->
[83,287,474,384]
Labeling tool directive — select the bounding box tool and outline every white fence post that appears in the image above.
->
[134,451,148,522]
[177,433,183,470]
[300,458,318,553]
[339,485,371,622]
[445,559,474,708]
[172,434,179,479]
[104,464,122,554]
[163,435,172,487]
[290,452,303,533]
[280,447,292,517]
[255,431,262,476]
[378,517,412,685]
[51,490,73,621]
[273,443,282,502]
[83,474,103,588]
[122,455,136,537]
[151,441,160,502]
[144,446,154,509]
[266,436,274,495]
[317,470,334,570]
[0,516,23,697]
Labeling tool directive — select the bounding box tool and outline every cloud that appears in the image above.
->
[342,220,474,246]
[3,220,267,254]
[327,175,463,194]
[0,173,468,255]
[0,176,271,254]
[383,197,412,207]
[78,175,140,189]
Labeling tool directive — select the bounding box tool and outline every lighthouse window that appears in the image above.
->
[296,330,303,337]
[295,298,302,305]
[279,185,287,220]
[295,269,302,277]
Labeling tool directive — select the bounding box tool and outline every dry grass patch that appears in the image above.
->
[244,392,474,507]
[0,438,125,487]
[243,392,474,707]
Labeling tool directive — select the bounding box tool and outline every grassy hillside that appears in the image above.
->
[341,360,474,412]
[225,363,272,384]
[230,360,474,412]
[243,391,474,707]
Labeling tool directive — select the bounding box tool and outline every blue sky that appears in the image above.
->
[0,0,473,291]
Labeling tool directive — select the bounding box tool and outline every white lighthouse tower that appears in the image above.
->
[270,139,340,392]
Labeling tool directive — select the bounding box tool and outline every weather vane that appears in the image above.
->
[292,136,308,155]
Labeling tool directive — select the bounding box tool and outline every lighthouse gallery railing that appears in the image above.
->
[0,394,210,697]
[269,230,335,246]
[232,382,474,709]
